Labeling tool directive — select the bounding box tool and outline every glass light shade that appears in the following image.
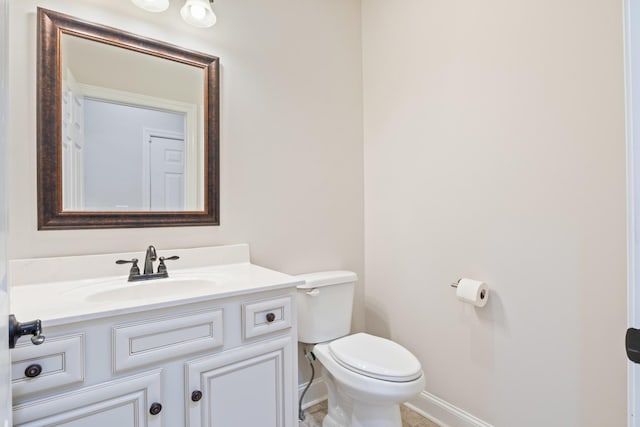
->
[181,0,217,28]
[131,0,170,12]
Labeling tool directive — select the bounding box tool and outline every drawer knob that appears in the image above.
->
[266,312,276,323]
[149,402,162,415]
[191,390,203,402]
[24,364,42,378]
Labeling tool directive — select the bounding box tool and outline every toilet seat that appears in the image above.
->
[328,333,422,382]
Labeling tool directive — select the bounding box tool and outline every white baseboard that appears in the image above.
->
[298,377,328,410]
[406,391,494,427]
[297,381,492,427]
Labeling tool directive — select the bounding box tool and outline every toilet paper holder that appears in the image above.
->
[450,278,488,301]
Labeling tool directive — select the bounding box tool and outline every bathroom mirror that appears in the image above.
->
[37,8,219,229]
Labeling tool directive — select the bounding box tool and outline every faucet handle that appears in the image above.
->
[157,256,179,274]
[116,258,140,276]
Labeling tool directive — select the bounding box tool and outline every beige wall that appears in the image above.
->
[7,0,364,330]
[362,1,627,426]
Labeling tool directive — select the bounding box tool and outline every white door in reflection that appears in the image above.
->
[147,133,185,211]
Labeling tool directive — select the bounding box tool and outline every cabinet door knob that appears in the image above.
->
[266,312,276,323]
[149,402,162,415]
[191,390,203,402]
[24,364,42,378]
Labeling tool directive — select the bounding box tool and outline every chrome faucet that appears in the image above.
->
[144,245,157,275]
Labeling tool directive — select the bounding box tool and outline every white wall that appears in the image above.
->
[7,0,364,331]
[362,1,627,426]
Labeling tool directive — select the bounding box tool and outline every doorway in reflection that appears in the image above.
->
[62,97,186,211]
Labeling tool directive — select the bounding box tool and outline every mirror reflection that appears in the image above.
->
[60,33,205,212]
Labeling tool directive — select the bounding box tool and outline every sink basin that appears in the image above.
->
[85,277,216,302]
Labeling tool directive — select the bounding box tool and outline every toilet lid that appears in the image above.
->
[328,333,422,382]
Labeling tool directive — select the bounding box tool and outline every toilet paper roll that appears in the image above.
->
[456,278,489,307]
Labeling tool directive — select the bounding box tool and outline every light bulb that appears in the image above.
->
[181,0,216,28]
[190,4,206,20]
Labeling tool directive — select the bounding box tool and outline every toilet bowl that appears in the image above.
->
[296,272,425,427]
[313,333,425,427]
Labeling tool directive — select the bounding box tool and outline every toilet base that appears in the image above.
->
[322,413,345,427]
[350,403,402,427]
[320,367,404,427]
[322,403,402,427]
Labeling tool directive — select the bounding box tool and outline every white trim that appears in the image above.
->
[0,0,10,424]
[78,83,198,120]
[142,129,151,210]
[406,391,494,427]
[625,0,639,426]
[298,377,327,410]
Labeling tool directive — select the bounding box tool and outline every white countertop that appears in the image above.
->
[9,245,302,327]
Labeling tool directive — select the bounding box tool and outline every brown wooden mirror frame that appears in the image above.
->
[37,8,220,229]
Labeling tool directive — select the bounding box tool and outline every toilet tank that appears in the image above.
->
[296,271,357,344]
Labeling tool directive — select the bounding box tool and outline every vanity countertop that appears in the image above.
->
[9,245,302,327]
[11,262,301,327]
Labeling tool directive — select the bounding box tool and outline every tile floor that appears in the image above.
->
[299,400,440,427]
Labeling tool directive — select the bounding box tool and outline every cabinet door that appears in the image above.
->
[13,370,162,427]
[186,336,295,427]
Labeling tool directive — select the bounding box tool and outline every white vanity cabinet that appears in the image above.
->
[10,288,298,427]
[186,296,294,427]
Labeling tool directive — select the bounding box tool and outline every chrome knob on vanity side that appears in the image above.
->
[8,314,45,349]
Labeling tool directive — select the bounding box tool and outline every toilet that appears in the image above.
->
[296,271,425,427]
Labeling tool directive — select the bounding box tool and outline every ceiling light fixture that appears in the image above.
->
[132,0,218,28]
[131,0,170,13]
[180,0,217,28]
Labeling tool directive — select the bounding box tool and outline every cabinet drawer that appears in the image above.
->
[11,334,84,398]
[243,296,292,340]
[113,308,223,373]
